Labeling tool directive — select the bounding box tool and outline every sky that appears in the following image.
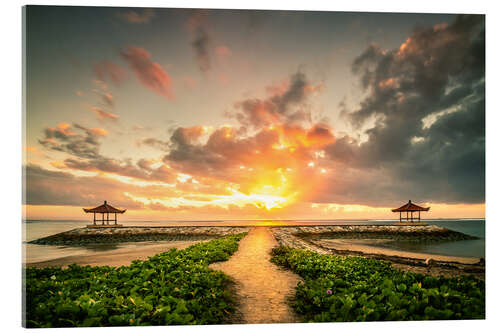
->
[23,6,485,220]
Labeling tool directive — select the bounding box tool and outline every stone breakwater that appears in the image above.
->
[29,226,250,246]
[273,224,476,243]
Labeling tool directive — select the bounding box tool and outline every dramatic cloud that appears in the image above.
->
[232,71,322,129]
[117,8,155,24]
[120,46,174,99]
[28,15,485,215]
[323,14,485,205]
[93,61,128,87]
[162,116,335,205]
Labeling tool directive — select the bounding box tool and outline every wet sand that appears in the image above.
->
[25,240,206,268]
[210,227,302,324]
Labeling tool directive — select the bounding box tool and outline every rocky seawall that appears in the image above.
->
[29,226,250,246]
[278,224,476,241]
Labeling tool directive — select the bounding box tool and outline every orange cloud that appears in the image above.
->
[233,71,320,129]
[90,107,119,121]
[89,128,108,137]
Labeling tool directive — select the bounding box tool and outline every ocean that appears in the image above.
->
[22,219,485,264]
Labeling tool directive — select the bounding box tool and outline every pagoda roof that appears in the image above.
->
[83,201,126,214]
[391,200,430,212]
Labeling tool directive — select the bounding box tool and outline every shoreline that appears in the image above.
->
[25,240,210,268]
[26,225,484,279]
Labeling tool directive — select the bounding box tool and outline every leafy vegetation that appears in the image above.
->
[24,233,246,327]
[271,246,485,322]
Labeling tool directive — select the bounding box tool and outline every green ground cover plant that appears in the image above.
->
[24,233,246,327]
[271,246,484,322]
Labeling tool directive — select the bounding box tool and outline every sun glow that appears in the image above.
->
[121,166,298,212]
[227,188,289,210]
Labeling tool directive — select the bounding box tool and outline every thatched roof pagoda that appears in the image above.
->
[83,201,126,227]
[391,200,430,223]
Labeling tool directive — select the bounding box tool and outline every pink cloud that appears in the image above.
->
[120,46,174,99]
[219,74,229,84]
[215,45,232,59]
[93,61,127,87]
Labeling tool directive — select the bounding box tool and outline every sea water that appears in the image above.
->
[22,219,485,264]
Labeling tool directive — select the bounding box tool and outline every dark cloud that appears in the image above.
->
[39,123,104,159]
[187,11,212,72]
[233,71,321,129]
[323,14,485,205]
[192,27,211,72]
[138,137,170,151]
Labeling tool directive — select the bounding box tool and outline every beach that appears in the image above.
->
[25,222,484,278]
[24,226,249,268]
[26,240,210,268]
[23,221,485,325]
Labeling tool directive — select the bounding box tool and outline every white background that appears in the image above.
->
[2,0,498,332]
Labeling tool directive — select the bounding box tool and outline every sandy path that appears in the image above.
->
[25,240,205,268]
[210,227,302,324]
